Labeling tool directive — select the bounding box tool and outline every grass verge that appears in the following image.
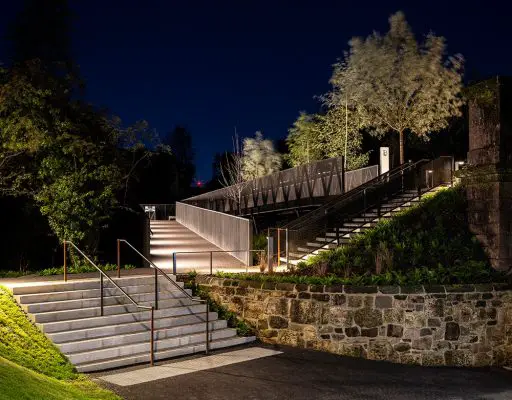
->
[0,357,119,400]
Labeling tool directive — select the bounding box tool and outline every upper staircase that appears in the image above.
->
[280,157,454,265]
[11,274,254,372]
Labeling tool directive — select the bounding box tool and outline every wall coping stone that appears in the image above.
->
[196,276,510,294]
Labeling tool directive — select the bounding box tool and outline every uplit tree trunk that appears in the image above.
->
[399,130,405,165]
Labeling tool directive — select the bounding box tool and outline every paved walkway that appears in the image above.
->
[150,220,269,274]
[94,344,512,400]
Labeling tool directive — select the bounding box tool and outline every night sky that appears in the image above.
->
[1,0,510,181]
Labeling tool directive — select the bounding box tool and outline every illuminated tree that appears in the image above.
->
[241,131,282,180]
[329,11,464,164]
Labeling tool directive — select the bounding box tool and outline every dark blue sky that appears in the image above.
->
[1,1,510,181]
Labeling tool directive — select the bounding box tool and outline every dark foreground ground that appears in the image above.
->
[93,343,512,400]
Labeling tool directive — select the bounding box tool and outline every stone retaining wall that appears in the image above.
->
[197,276,512,367]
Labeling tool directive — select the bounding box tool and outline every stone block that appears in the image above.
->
[265,298,289,316]
[290,299,322,324]
[412,337,432,350]
[378,286,400,294]
[345,326,360,337]
[348,296,363,308]
[258,318,268,330]
[269,316,289,329]
[298,292,311,299]
[354,308,383,328]
[375,296,393,309]
[387,324,404,338]
[445,322,461,341]
[404,312,426,328]
[420,328,432,336]
[444,350,473,367]
[277,329,300,346]
[309,284,324,293]
[361,328,379,337]
[344,286,378,294]
[325,285,344,293]
[330,294,346,306]
[312,293,330,302]
[384,309,405,324]
[400,353,421,365]
[276,283,295,291]
[329,307,354,326]
[394,342,411,352]
[428,318,441,327]
[421,352,445,366]
[244,301,264,319]
[227,296,244,314]
[400,286,425,294]
[295,284,308,292]
[368,340,392,361]
[473,352,492,367]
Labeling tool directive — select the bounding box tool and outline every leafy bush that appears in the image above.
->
[305,187,492,278]
[38,263,136,276]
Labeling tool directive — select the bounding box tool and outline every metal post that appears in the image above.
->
[277,228,281,268]
[172,252,177,275]
[154,268,158,310]
[100,273,104,316]
[63,241,67,282]
[205,300,210,355]
[210,251,213,275]
[117,239,121,278]
[285,228,289,268]
[341,156,346,193]
[150,307,155,366]
[336,226,340,246]
[267,235,274,273]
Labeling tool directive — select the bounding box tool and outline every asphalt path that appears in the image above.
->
[94,343,512,400]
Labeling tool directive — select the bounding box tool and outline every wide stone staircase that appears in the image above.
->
[12,275,254,372]
[284,185,446,264]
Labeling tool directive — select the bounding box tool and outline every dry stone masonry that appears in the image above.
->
[198,276,512,367]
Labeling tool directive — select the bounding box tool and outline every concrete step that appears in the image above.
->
[67,328,238,365]
[11,275,179,295]
[48,312,218,343]
[15,284,191,305]
[22,290,193,314]
[57,320,228,354]
[37,303,207,332]
[75,336,256,373]
[32,297,199,324]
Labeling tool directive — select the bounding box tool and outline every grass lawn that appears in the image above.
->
[0,357,119,400]
[0,286,120,399]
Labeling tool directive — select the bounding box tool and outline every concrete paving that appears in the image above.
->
[94,343,512,400]
[150,220,271,274]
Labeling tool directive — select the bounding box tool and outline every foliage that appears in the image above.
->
[163,125,195,198]
[0,357,120,400]
[0,286,77,379]
[286,110,368,170]
[215,259,506,286]
[242,131,282,180]
[38,263,136,276]
[306,187,492,276]
[328,11,464,164]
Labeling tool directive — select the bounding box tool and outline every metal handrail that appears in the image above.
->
[63,241,155,365]
[117,239,211,355]
[284,160,428,230]
[169,249,266,275]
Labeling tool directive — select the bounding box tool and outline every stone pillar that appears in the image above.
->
[465,76,512,272]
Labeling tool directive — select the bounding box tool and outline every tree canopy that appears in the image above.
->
[328,11,464,164]
[242,131,282,180]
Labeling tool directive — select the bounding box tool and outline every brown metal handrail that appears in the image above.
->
[117,239,211,355]
[63,241,155,366]
[170,249,266,275]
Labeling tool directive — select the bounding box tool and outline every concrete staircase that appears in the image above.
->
[283,186,446,265]
[12,275,255,372]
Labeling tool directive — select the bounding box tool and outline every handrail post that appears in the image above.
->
[100,273,104,316]
[117,239,121,278]
[154,268,158,310]
[209,251,213,276]
[172,252,177,275]
[205,300,210,355]
[285,228,289,268]
[63,241,67,282]
[150,306,155,366]
[277,228,281,268]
